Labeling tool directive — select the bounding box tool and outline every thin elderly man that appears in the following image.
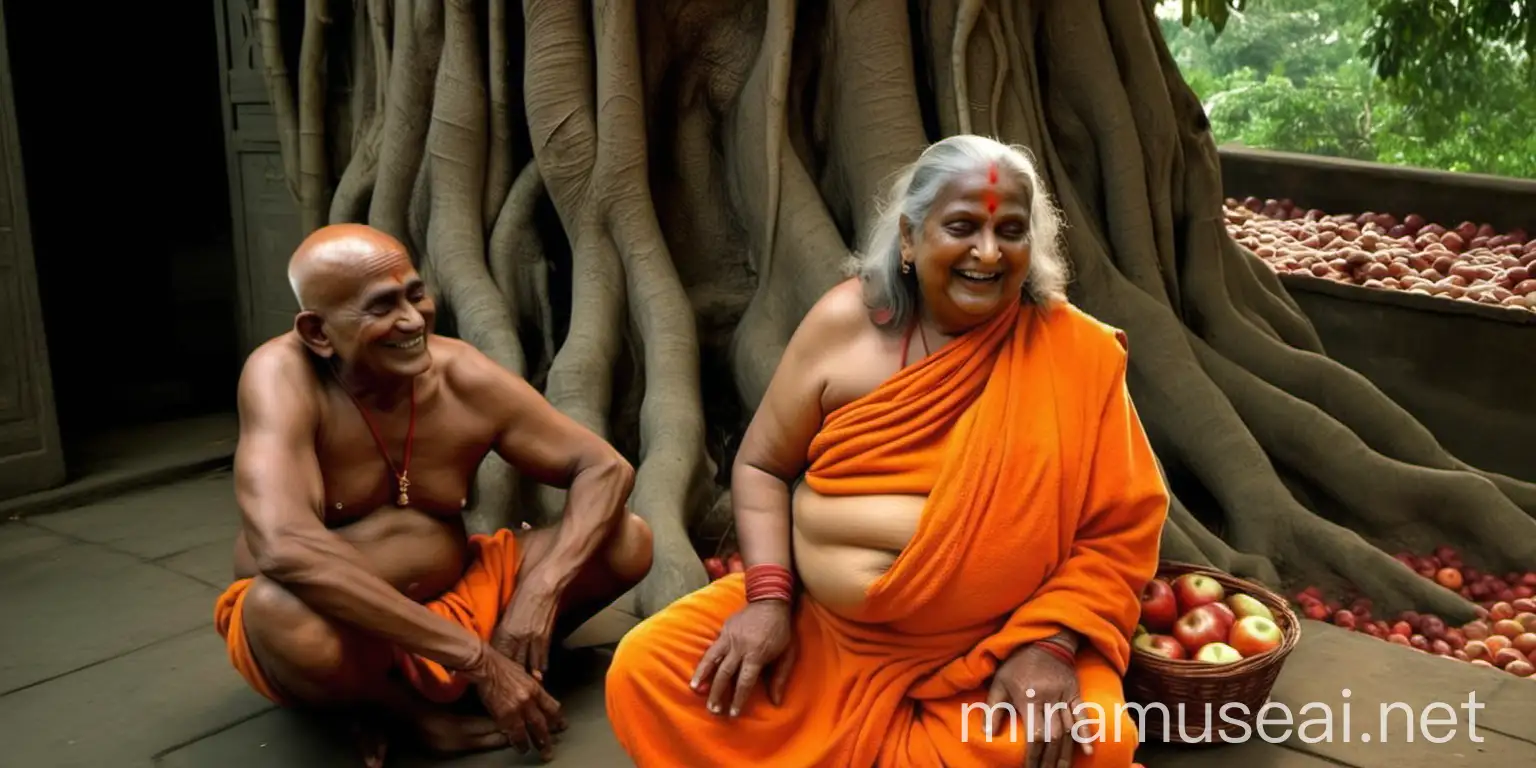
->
[214,223,652,764]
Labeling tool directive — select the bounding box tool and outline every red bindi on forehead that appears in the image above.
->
[983,162,1000,214]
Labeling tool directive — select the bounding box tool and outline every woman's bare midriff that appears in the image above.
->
[233,507,470,602]
[791,481,925,621]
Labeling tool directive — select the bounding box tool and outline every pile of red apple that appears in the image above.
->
[1290,546,1536,680]
[703,552,744,581]
[1133,573,1286,664]
[1223,197,1536,312]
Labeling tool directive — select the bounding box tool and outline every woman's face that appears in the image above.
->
[901,163,1033,334]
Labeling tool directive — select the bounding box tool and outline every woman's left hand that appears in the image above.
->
[985,642,1091,768]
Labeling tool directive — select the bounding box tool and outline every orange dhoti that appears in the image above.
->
[606,301,1170,767]
[213,528,522,706]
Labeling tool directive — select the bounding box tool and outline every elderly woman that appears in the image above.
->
[605,135,1168,768]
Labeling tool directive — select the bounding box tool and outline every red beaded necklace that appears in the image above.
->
[342,377,417,507]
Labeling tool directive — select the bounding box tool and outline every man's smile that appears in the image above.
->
[384,334,425,349]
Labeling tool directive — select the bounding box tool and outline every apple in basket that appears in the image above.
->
[1229,615,1284,658]
[1174,604,1230,653]
[1227,593,1275,623]
[1140,579,1179,632]
[1195,642,1244,664]
[1134,633,1187,661]
[1172,573,1226,614]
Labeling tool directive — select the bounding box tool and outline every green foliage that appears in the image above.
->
[1160,0,1536,179]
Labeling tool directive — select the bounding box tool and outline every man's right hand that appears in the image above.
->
[690,600,796,718]
[463,642,567,760]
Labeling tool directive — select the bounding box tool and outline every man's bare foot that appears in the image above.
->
[412,709,517,754]
[349,713,389,768]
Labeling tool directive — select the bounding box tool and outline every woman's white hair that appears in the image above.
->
[850,134,1070,330]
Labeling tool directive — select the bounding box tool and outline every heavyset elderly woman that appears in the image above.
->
[605,135,1169,768]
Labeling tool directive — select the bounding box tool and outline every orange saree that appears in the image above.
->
[605,300,1169,767]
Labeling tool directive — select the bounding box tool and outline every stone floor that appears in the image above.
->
[3,469,1534,767]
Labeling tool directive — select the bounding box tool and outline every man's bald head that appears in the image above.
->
[288,224,414,312]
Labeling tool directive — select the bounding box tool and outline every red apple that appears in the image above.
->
[1410,634,1431,652]
[1494,619,1525,639]
[1506,659,1536,677]
[1494,648,1527,669]
[1491,602,1517,621]
[1487,635,1513,656]
[1517,613,1536,633]
[1230,616,1284,657]
[1511,598,1536,614]
[1431,639,1452,656]
[1333,610,1357,630]
[1444,628,1467,650]
[1419,615,1447,640]
[1436,568,1463,590]
[1194,642,1243,664]
[1173,574,1226,614]
[1134,632,1187,661]
[1139,578,1178,632]
[1454,650,1470,662]
[1464,640,1491,661]
[1463,620,1490,640]
[1174,604,1229,653]
[1202,602,1237,630]
[1362,622,1385,639]
[1513,633,1536,656]
[1304,603,1331,621]
[1387,634,1412,647]
[1227,593,1275,622]
[1391,621,1413,637]
[1471,659,1496,669]
[1522,573,1536,587]
[1398,611,1422,631]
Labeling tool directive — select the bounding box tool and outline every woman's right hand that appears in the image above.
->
[691,600,796,717]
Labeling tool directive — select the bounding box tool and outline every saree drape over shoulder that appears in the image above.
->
[605,300,1169,767]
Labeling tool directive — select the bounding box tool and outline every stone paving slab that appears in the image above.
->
[0,520,70,563]
[154,538,237,589]
[156,651,629,768]
[0,629,271,768]
[29,469,240,560]
[0,540,220,694]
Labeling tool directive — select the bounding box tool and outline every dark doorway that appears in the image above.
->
[5,1,240,468]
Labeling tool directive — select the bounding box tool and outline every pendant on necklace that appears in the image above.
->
[397,472,411,507]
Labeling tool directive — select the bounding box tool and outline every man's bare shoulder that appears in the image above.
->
[237,333,322,419]
[433,335,530,408]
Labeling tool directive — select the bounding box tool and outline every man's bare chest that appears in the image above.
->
[315,406,496,520]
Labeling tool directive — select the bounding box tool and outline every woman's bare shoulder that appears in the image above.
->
[792,278,877,351]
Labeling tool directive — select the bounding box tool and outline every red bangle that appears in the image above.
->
[1035,639,1076,667]
[745,563,794,603]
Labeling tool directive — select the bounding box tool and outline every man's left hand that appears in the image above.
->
[986,642,1091,768]
[493,575,561,678]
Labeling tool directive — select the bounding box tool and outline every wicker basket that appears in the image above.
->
[1123,561,1302,746]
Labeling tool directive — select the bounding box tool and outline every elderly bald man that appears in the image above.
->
[215,223,652,764]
